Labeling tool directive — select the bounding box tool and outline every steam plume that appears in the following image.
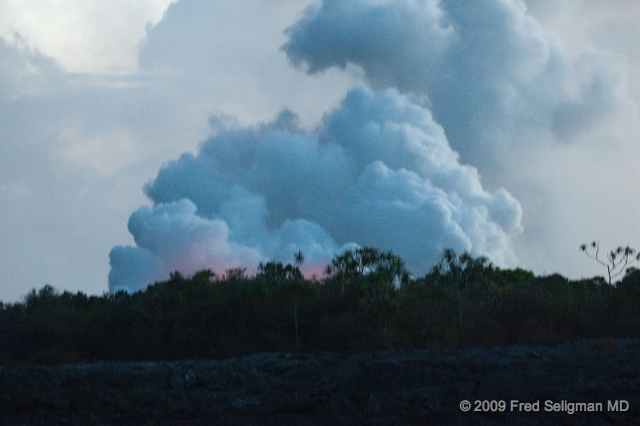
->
[109,86,522,292]
[283,0,627,172]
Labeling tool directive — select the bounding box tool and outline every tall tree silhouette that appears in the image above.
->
[580,241,640,285]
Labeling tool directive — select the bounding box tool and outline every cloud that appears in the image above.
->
[0,1,356,302]
[282,0,630,175]
[2,0,637,304]
[57,127,144,177]
[135,0,359,129]
[0,36,65,99]
[109,86,522,292]
[0,0,177,73]
[109,199,263,292]
[0,37,172,302]
[109,195,344,292]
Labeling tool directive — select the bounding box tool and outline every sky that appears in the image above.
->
[1,0,639,300]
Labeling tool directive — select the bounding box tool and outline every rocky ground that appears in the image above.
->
[1,338,639,425]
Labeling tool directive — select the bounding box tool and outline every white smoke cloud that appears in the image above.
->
[109,86,522,292]
[282,0,630,176]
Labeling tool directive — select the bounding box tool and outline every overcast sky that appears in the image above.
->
[1,0,639,300]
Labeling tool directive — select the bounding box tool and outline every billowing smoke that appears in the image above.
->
[282,0,628,174]
[109,86,522,292]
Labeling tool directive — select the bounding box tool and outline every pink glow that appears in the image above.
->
[301,262,329,282]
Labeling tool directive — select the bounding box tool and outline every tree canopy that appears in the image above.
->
[1,246,639,364]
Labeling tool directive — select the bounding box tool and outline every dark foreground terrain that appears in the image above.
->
[1,339,639,425]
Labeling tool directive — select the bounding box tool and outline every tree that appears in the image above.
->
[431,249,493,328]
[580,241,640,285]
[327,246,406,298]
[257,261,302,284]
[292,250,305,346]
[257,255,306,347]
[224,267,248,282]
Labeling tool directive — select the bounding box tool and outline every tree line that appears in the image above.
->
[1,246,640,364]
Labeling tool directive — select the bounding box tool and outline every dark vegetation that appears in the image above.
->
[2,246,640,365]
